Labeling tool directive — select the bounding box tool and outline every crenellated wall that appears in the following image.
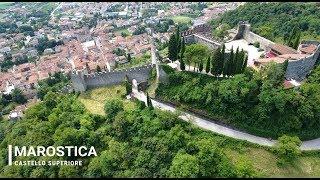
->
[71,63,154,92]
[181,24,221,49]
[193,34,221,49]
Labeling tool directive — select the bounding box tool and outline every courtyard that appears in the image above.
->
[225,39,264,67]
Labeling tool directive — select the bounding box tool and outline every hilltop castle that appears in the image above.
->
[181,21,320,82]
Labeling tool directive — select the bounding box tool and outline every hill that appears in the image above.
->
[211,2,320,43]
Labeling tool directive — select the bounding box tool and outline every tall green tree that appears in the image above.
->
[234,47,240,74]
[229,47,234,76]
[240,50,247,73]
[199,60,204,72]
[286,26,301,49]
[180,37,186,71]
[123,75,132,95]
[211,47,221,77]
[180,59,185,71]
[146,93,153,109]
[219,44,226,76]
[168,34,177,61]
[175,26,181,60]
[180,37,186,59]
[168,26,182,61]
[205,56,211,73]
[293,30,301,50]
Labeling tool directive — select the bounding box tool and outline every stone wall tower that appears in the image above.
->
[149,29,168,83]
[70,70,87,92]
[233,21,250,40]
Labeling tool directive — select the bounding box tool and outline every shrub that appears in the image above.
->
[104,99,124,121]
[253,42,260,48]
[275,135,301,163]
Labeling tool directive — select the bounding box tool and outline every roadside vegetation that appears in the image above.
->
[155,63,320,140]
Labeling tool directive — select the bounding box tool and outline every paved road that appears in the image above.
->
[132,91,320,151]
[50,2,63,20]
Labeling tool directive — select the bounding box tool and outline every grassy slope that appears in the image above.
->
[78,85,136,116]
[78,85,320,177]
[225,147,320,177]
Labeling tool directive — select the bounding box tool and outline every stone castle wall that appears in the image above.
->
[232,21,274,50]
[181,24,221,49]
[71,63,154,92]
[70,70,87,92]
[244,31,275,50]
[286,44,320,81]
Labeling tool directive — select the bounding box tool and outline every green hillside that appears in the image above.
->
[211,2,320,43]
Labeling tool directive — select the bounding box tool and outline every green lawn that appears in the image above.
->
[225,147,320,177]
[0,2,14,9]
[78,85,136,116]
[170,15,193,24]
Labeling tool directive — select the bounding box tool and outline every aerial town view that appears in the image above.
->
[0,1,320,178]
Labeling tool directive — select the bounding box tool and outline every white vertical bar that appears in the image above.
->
[8,145,12,166]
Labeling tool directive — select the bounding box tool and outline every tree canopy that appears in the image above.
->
[211,2,320,42]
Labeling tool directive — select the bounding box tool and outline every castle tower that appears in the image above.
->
[70,70,87,92]
[233,21,250,40]
[150,30,168,83]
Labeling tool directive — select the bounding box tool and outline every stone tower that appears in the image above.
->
[150,29,168,83]
[70,70,87,92]
[233,21,250,40]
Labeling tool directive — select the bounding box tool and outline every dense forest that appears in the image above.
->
[156,63,320,140]
[211,2,320,42]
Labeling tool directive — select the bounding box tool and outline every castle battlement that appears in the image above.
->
[70,63,155,92]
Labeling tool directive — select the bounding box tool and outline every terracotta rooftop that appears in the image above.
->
[255,57,287,64]
[270,44,298,55]
[299,44,317,54]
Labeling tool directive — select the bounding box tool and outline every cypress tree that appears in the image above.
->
[146,92,153,109]
[220,44,226,76]
[205,56,211,73]
[175,26,181,60]
[211,47,220,77]
[124,75,132,95]
[168,34,177,61]
[287,25,300,49]
[227,47,234,76]
[234,47,240,74]
[180,37,186,60]
[199,60,204,72]
[241,52,248,73]
[180,59,185,70]
[293,30,301,50]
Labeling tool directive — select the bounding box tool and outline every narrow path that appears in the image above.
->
[132,91,320,151]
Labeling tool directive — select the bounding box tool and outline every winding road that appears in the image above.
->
[132,90,320,151]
